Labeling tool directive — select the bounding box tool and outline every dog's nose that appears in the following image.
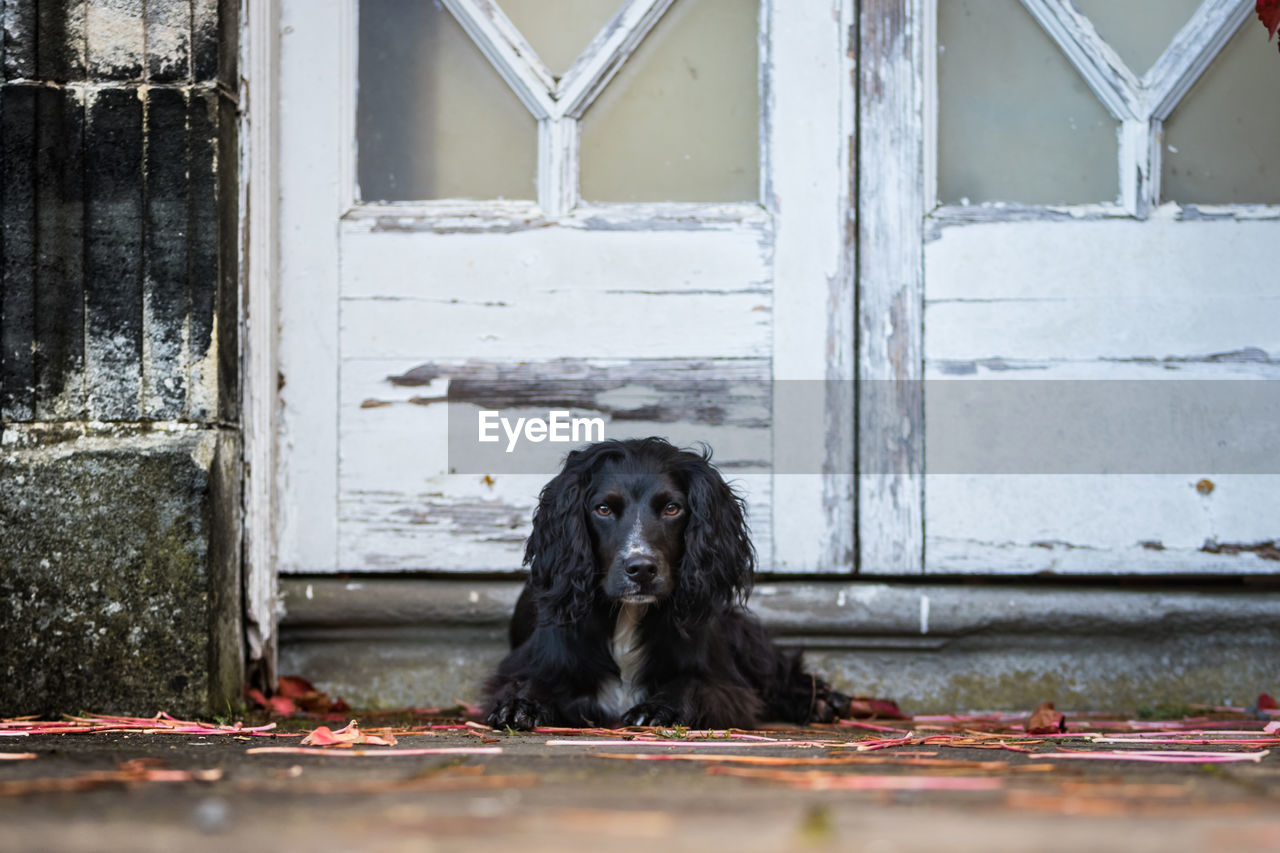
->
[624,559,658,582]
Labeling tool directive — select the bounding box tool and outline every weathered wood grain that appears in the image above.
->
[765,0,857,574]
[924,219,1280,362]
[928,475,1279,576]
[276,0,343,573]
[336,357,774,572]
[242,0,281,682]
[858,0,924,575]
[339,224,772,362]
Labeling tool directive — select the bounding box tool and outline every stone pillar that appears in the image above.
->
[1,0,242,717]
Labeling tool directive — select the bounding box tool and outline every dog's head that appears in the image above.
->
[524,438,755,625]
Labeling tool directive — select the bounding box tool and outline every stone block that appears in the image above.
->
[0,426,242,716]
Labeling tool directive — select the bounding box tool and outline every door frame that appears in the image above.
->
[241,0,282,684]
[243,0,935,676]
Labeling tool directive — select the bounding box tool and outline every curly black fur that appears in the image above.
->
[485,438,850,729]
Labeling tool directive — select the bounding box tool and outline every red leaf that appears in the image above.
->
[1260,0,1280,50]
[243,687,270,709]
[843,696,908,720]
[276,675,350,713]
[299,724,348,746]
[268,696,298,716]
[299,720,398,747]
[277,675,319,699]
[1026,701,1067,734]
[1259,693,1278,710]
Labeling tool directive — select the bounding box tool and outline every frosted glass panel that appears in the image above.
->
[1162,21,1280,204]
[937,0,1117,205]
[358,0,536,201]
[500,0,622,77]
[580,0,759,203]
[1074,0,1202,74]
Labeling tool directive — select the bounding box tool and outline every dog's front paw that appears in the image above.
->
[486,695,550,730]
[811,682,852,723]
[622,701,682,727]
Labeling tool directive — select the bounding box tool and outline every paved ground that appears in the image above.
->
[2,718,1279,852]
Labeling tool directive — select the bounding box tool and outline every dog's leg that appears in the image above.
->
[485,678,553,730]
[761,650,852,724]
[484,621,617,729]
[623,677,765,729]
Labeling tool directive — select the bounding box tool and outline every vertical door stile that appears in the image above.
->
[857,0,925,575]
[768,0,857,573]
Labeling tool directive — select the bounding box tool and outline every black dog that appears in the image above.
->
[485,437,851,729]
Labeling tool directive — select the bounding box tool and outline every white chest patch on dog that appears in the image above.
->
[597,603,648,718]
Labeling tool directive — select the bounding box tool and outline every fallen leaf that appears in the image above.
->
[245,676,348,716]
[1259,0,1280,51]
[1027,702,1067,734]
[1258,693,1277,710]
[844,697,908,719]
[1,713,276,737]
[1039,749,1269,763]
[277,675,318,700]
[300,720,398,747]
[544,738,833,748]
[278,676,348,713]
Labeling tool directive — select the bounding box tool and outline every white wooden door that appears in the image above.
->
[913,0,1280,576]
[276,0,857,576]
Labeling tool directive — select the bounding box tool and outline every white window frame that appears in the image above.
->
[925,0,1280,223]
[341,0,770,228]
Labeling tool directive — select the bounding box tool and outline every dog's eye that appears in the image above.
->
[662,502,682,517]
[594,504,612,517]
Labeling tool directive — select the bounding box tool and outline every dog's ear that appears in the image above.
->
[677,452,755,621]
[524,448,598,623]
